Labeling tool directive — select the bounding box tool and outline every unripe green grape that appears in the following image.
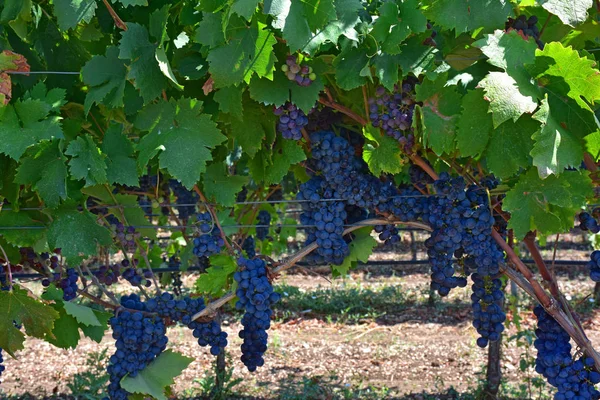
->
[309,72,316,80]
[281,64,289,72]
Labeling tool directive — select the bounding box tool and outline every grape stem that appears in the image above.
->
[101,0,127,31]
[191,218,432,321]
[318,96,367,126]
[0,243,13,290]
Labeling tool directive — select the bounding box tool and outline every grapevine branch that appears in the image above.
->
[191,219,432,321]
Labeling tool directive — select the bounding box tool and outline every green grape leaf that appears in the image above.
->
[231,0,260,20]
[101,124,139,187]
[372,0,426,54]
[0,286,59,357]
[214,86,244,120]
[1,0,32,39]
[207,20,277,88]
[0,99,63,160]
[539,0,593,27]
[0,211,46,248]
[303,0,336,31]
[267,0,312,51]
[53,0,97,31]
[202,163,249,207]
[504,169,593,238]
[396,35,439,77]
[155,47,183,90]
[137,99,227,189]
[80,310,111,342]
[585,130,600,159]
[475,30,540,100]
[27,83,67,112]
[119,23,168,103]
[484,115,538,179]
[81,47,127,114]
[478,71,538,127]
[62,302,102,327]
[47,208,113,263]
[44,305,81,349]
[114,0,148,7]
[0,155,20,208]
[333,47,370,90]
[424,0,513,34]
[333,227,376,277]
[65,135,108,187]
[195,254,238,296]
[121,350,194,400]
[530,42,600,111]
[531,94,585,178]
[149,4,170,44]
[228,98,272,157]
[15,141,68,208]
[300,0,361,55]
[363,128,404,176]
[194,12,225,48]
[416,78,462,154]
[289,76,324,112]
[265,139,307,184]
[249,73,290,108]
[456,89,493,157]
[373,54,400,92]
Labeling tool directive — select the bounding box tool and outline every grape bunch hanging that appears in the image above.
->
[274,103,308,140]
[281,55,316,86]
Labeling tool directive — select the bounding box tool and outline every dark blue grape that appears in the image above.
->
[587,251,600,283]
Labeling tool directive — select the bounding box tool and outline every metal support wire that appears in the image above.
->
[7,258,590,280]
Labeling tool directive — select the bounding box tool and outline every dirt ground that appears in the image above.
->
[1,236,599,399]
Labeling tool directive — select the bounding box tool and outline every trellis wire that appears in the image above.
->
[7,258,591,280]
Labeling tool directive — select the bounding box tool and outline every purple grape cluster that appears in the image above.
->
[306,107,343,133]
[506,15,543,49]
[168,179,199,222]
[234,257,281,371]
[471,273,505,348]
[423,22,437,47]
[111,222,140,252]
[193,212,225,258]
[274,103,308,140]
[587,251,600,283]
[256,210,271,241]
[580,212,600,233]
[42,267,79,301]
[122,260,153,288]
[369,79,418,152]
[107,294,168,400]
[409,162,434,190]
[94,263,122,286]
[242,236,256,259]
[374,224,400,245]
[145,292,228,356]
[281,55,315,86]
[534,305,600,399]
